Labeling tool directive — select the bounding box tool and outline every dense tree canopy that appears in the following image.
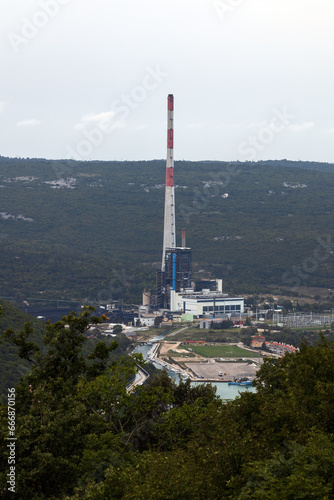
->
[1,308,334,499]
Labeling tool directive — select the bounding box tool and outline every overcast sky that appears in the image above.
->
[1,0,334,163]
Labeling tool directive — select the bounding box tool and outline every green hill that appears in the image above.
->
[1,157,334,303]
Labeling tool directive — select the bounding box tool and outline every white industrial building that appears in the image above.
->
[170,289,244,317]
[133,314,157,327]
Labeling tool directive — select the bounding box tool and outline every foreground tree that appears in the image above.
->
[2,309,334,499]
[0,308,219,499]
[239,431,334,499]
[0,307,142,499]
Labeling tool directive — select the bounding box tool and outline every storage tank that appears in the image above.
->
[142,290,151,307]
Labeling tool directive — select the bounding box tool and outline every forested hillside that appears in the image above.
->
[1,156,334,304]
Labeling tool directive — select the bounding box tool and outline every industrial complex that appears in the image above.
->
[151,94,244,321]
[97,95,308,384]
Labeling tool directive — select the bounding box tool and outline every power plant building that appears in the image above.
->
[157,94,192,309]
[156,94,244,315]
[170,290,244,316]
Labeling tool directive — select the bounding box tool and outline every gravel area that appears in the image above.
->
[185,361,258,381]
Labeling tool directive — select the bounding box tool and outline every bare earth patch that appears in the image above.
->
[160,341,193,356]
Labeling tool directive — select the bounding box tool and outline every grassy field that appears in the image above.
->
[184,344,260,358]
[170,327,241,342]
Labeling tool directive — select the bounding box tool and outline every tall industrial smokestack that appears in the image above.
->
[162,94,176,271]
[182,228,186,248]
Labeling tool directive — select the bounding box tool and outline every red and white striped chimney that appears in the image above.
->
[182,228,186,248]
[162,94,176,271]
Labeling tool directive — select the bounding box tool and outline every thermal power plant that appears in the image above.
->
[162,94,176,270]
[157,95,192,309]
[159,242,192,310]
[156,94,244,318]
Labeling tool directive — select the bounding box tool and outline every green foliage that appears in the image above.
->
[113,324,123,335]
[2,305,334,498]
[0,308,220,499]
[239,431,334,499]
[0,300,45,401]
[243,316,252,326]
[210,319,235,329]
[0,307,139,498]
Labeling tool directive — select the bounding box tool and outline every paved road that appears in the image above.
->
[167,326,189,337]
[127,365,149,393]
